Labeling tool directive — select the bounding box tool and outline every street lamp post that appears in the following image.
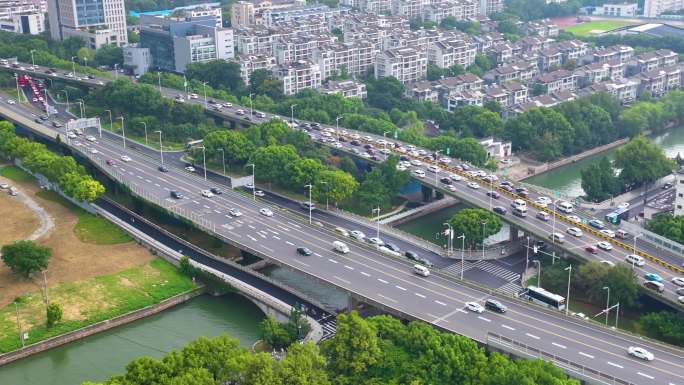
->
[533,260,541,287]
[320,181,329,210]
[481,221,487,259]
[202,82,208,108]
[443,222,453,256]
[249,93,254,117]
[42,89,50,118]
[30,50,35,69]
[119,116,126,148]
[198,146,207,180]
[290,104,296,124]
[457,234,465,280]
[157,72,162,93]
[61,90,69,112]
[154,130,163,164]
[525,236,530,279]
[305,184,313,224]
[113,63,118,79]
[139,122,148,145]
[14,74,20,103]
[104,109,112,131]
[70,56,76,77]
[218,148,226,176]
[247,164,255,201]
[564,265,572,316]
[76,100,84,118]
[633,233,641,255]
[372,207,381,239]
[603,286,610,325]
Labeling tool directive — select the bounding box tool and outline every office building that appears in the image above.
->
[122,44,151,76]
[47,0,127,48]
[675,167,684,216]
[595,2,638,16]
[0,11,44,34]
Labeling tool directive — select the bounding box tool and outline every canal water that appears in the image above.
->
[0,294,264,385]
[525,126,684,197]
[261,266,349,312]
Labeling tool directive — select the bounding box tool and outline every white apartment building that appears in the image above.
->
[675,167,684,216]
[428,38,477,68]
[593,45,635,63]
[322,79,367,98]
[537,69,578,94]
[239,54,276,84]
[587,78,638,104]
[644,0,684,17]
[0,11,44,34]
[375,47,428,84]
[576,60,624,85]
[275,60,322,95]
[274,34,336,64]
[48,0,127,48]
[479,0,503,16]
[424,0,478,23]
[173,27,234,72]
[313,41,376,79]
[638,66,681,96]
[595,2,638,16]
[631,49,678,73]
[235,25,286,56]
[0,0,45,19]
[230,0,307,26]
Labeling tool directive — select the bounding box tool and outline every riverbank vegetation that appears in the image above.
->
[646,214,684,244]
[85,311,577,385]
[580,136,675,202]
[448,208,503,248]
[0,258,197,353]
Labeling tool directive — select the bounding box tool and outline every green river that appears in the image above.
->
[0,294,264,385]
[525,126,684,197]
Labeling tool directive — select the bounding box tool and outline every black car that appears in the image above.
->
[210,187,222,195]
[485,299,507,313]
[297,247,312,256]
[170,190,183,199]
[440,177,452,185]
[663,182,673,189]
[405,251,420,261]
[338,136,347,142]
[363,144,373,149]
[385,243,401,252]
[158,165,169,172]
[493,206,507,215]
[370,156,380,161]
[400,155,410,161]
[87,75,95,79]
[350,140,360,146]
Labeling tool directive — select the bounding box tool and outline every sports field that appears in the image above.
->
[565,20,635,36]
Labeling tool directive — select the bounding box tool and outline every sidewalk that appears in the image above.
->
[578,174,675,210]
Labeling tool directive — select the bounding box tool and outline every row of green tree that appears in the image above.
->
[0,122,104,202]
[646,213,684,245]
[85,311,577,385]
[580,136,675,202]
[259,307,310,350]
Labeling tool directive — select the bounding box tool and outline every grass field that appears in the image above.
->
[36,190,132,245]
[564,20,635,36]
[0,258,197,353]
[0,166,34,182]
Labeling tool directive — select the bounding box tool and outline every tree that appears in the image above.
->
[185,60,245,94]
[614,136,675,188]
[279,343,330,385]
[1,240,51,278]
[314,169,358,205]
[46,303,63,328]
[503,107,574,161]
[250,145,300,185]
[427,64,444,81]
[322,311,380,382]
[448,208,502,249]
[580,157,621,202]
[603,265,639,309]
[250,69,284,100]
[646,214,684,244]
[94,44,123,67]
[203,130,254,165]
[260,316,295,350]
[639,311,684,346]
[449,105,503,138]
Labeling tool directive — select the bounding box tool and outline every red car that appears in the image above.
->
[106,159,116,166]
[585,246,598,254]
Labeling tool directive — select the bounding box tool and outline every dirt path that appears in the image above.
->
[0,186,39,245]
[1,177,55,241]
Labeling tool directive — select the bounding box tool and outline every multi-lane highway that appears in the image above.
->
[2,91,684,385]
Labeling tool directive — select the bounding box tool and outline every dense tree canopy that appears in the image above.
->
[186,60,245,94]
[647,214,684,244]
[448,208,503,249]
[580,157,621,202]
[613,136,675,188]
[1,240,52,278]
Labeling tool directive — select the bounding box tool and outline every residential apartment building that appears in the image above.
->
[595,2,638,16]
[593,45,634,64]
[239,54,276,84]
[313,41,376,79]
[485,60,538,85]
[375,47,428,84]
[235,25,286,56]
[537,47,563,71]
[536,69,578,94]
[428,38,477,69]
[423,0,478,23]
[322,79,367,98]
[479,0,503,15]
[47,0,127,48]
[556,40,589,63]
[637,66,681,96]
[675,167,684,216]
[275,60,322,95]
[644,0,684,17]
[586,78,638,104]
[264,4,350,26]
[576,60,624,86]
[522,20,559,38]
[230,0,306,26]
[139,14,234,72]
[274,34,336,64]
[629,49,678,74]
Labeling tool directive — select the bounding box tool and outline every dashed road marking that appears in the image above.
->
[435,300,447,306]
[285,241,294,246]
[154,183,160,187]
[607,362,623,369]
[377,278,388,284]
[360,271,371,277]
[333,275,350,284]
[214,210,221,214]
[294,259,310,267]
[344,265,354,270]
[552,342,567,349]
[377,293,397,303]
[203,205,210,209]
[260,245,273,252]
[415,293,426,298]
[287,221,301,228]
[456,309,467,314]
[248,225,256,230]
[272,236,280,240]
[637,373,653,380]
[525,333,540,340]
[501,324,515,331]
[395,285,407,291]
[579,352,594,359]
[478,316,491,322]
[314,253,323,257]
[328,258,338,264]
[247,235,257,242]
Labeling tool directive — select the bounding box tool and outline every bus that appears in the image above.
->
[522,286,566,311]
[605,207,629,225]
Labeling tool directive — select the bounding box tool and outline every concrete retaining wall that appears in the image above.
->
[0,288,204,367]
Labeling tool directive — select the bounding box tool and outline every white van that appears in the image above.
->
[513,206,527,217]
[511,199,526,209]
[333,241,350,254]
[556,201,574,213]
[625,254,645,267]
[413,264,430,277]
[549,232,565,244]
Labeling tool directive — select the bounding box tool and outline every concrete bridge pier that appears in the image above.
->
[421,185,434,202]
[509,226,520,242]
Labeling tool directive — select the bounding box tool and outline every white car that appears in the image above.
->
[467,182,480,189]
[120,155,132,162]
[201,190,214,198]
[600,229,616,238]
[6,99,15,105]
[465,302,485,313]
[368,237,384,246]
[450,173,463,181]
[678,296,684,304]
[396,164,408,171]
[672,277,684,287]
[617,202,630,209]
[67,132,77,139]
[413,169,426,178]
[600,260,616,267]
[566,227,583,237]
[536,196,552,205]
[89,148,98,154]
[255,190,265,197]
[566,215,582,223]
[349,230,366,240]
[627,346,654,361]
[259,208,273,217]
[228,208,242,217]
[86,135,96,142]
[410,159,423,166]
[438,157,451,164]
[427,165,440,173]
[597,241,613,251]
[185,166,196,172]
[447,185,457,192]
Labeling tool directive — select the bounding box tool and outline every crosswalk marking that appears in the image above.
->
[443,260,521,283]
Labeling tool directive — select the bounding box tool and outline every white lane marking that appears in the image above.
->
[395,285,407,291]
[214,210,221,214]
[314,253,323,257]
[294,259,310,267]
[203,205,210,209]
[163,187,169,191]
[287,221,301,228]
[145,179,151,183]
[455,309,467,314]
[128,171,133,175]
[248,225,256,230]
[360,271,371,277]
[637,373,654,380]
[478,316,491,322]
[285,241,294,246]
[415,293,426,298]
[192,200,199,204]
[333,275,350,284]
[579,352,594,359]
[154,183,160,187]
[225,215,231,218]
[377,293,397,303]
[272,236,280,240]
[137,175,143,179]
[607,362,623,369]
[258,233,266,239]
[276,225,290,232]
[260,245,273,252]
[525,333,540,340]
[247,235,257,241]
[377,278,388,284]
[328,258,338,264]
[552,342,567,349]
[435,300,447,306]
[228,231,241,238]
[344,265,354,270]
[501,324,515,331]
[267,229,279,235]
